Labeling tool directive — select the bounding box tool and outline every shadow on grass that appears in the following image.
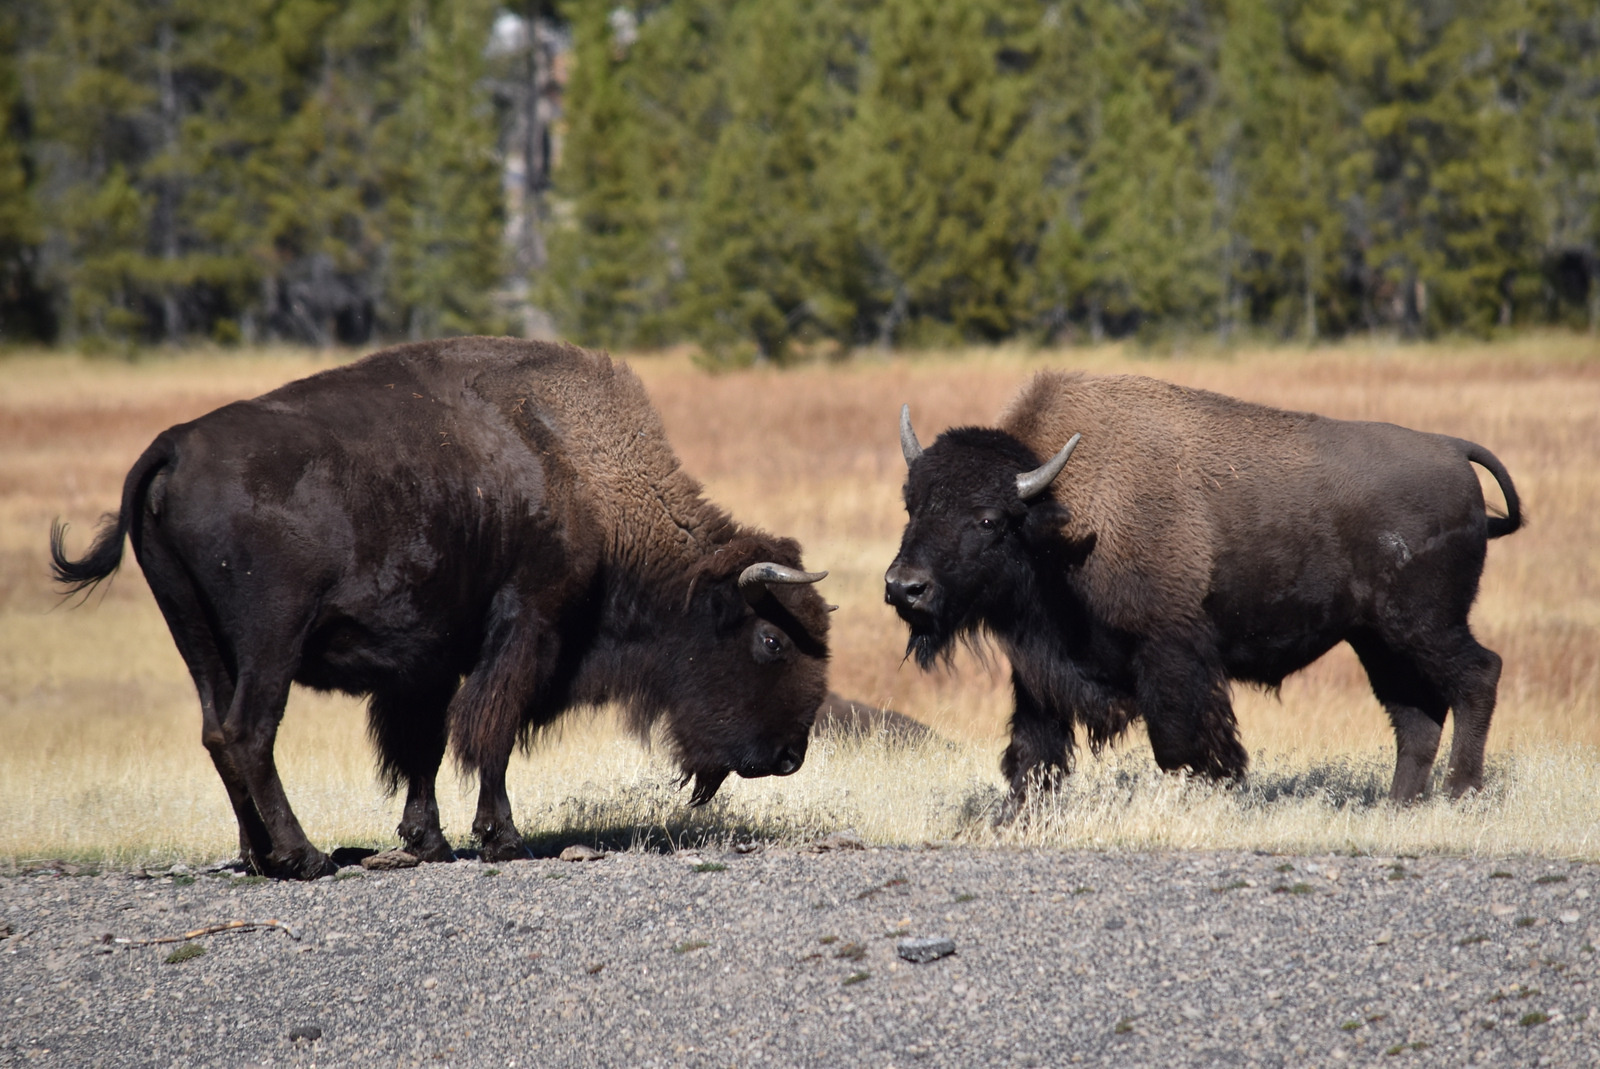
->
[1232,757,1393,810]
[949,751,1522,837]
[511,779,855,858]
[1233,752,1516,810]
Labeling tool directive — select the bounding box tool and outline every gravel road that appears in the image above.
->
[2,845,1596,1068]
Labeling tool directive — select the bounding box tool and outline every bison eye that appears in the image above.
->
[974,509,1005,532]
[753,626,786,663]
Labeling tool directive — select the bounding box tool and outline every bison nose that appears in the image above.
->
[885,564,932,610]
[774,743,805,776]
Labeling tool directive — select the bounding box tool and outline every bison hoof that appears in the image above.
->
[259,847,337,881]
[406,836,457,864]
[993,793,1026,828]
[481,839,531,863]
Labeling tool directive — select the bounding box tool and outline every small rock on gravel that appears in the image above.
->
[897,936,956,963]
[360,849,419,871]
[287,1025,322,1043]
[810,831,867,852]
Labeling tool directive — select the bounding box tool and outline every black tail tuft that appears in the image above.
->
[49,514,129,596]
[50,436,175,599]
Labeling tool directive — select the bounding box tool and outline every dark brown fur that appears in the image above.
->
[51,338,830,878]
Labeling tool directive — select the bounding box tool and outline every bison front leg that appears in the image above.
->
[450,590,551,863]
[997,670,1075,824]
[1134,639,1247,782]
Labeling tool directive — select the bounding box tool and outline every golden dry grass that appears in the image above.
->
[3,335,1598,867]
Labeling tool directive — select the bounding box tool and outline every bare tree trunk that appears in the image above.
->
[1302,222,1316,343]
[157,19,182,343]
[878,284,908,351]
[522,16,550,274]
[1589,253,1599,335]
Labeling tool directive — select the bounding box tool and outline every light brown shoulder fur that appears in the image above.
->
[999,370,1315,633]
[458,338,734,580]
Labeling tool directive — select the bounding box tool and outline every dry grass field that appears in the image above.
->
[3,335,1598,868]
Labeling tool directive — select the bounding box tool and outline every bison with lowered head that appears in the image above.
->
[886,371,1520,811]
[51,338,830,878]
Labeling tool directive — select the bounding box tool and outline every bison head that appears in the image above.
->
[885,405,1080,668]
[648,539,831,805]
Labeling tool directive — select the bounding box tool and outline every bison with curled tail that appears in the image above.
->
[885,371,1521,816]
[50,338,830,879]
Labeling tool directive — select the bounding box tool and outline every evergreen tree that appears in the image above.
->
[675,0,862,360]
[1517,0,1600,329]
[377,0,507,340]
[1320,0,1538,335]
[841,0,1042,346]
[0,5,48,342]
[543,1,673,347]
[28,0,164,345]
[1031,0,1221,341]
[1222,0,1352,339]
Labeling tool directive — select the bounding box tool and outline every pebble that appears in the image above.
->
[810,831,867,852]
[896,936,956,964]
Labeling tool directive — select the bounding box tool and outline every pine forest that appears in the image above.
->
[1,0,1597,357]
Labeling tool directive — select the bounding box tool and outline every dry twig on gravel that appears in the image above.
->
[104,918,302,947]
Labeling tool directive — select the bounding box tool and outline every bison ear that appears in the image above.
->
[1015,433,1082,500]
[738,562,827,607]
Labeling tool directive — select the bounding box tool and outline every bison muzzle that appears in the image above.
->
[886,371,1521,812]
[51,338,830,878]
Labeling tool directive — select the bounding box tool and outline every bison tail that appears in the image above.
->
[1462,440,1522,540]
[50,437,173,597]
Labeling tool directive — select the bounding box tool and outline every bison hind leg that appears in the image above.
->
[368,678,459,862]
[1349,632,1451,802]
[1441,640,1500,798]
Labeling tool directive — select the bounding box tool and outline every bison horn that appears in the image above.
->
[1015,433,1082,500]
[738,562,828,605]
[899,404,923,465]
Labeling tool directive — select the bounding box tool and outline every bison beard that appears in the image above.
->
[50,338,830,879]
[887,374,1521,813]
